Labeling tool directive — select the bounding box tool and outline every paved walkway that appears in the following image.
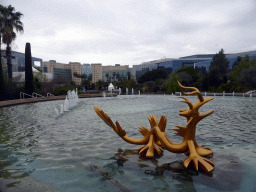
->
[0,93,117,108]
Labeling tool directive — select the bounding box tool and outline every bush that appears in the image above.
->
[53,87,76,96]
[191,82,201,89]
[34,76,42,94]
[209,83,232,93]
[164,73,180,94]
[138,69,167,84]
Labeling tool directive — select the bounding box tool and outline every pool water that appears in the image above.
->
[0,95,255,191]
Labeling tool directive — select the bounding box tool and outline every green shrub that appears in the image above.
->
[53,87,76,96]
[164,73,180,94]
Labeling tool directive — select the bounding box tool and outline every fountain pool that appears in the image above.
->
[0,95,255,191]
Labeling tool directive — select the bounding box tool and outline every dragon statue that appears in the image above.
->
[94,82,215,173]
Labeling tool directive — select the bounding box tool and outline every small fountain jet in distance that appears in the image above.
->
[94,82,215,173]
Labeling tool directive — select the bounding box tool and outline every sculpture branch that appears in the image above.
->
[94,82,215,173]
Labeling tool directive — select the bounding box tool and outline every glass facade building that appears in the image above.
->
[53,68,72,81]
[81,64,92,80]
[135,50,256,79]
[195,51,256,72]
[1,50,42,73]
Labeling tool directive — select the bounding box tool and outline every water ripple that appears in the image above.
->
[0,95,255,191]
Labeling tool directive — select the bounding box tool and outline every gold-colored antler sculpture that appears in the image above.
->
[94,82,215,173]
[94,107,164,158]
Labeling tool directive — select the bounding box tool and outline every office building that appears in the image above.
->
[42,60,82,85]
[1,50,42,77]
[91,63,102,83]
[81,64,92,80]
[102,64,129,82]
[132,50,256,80]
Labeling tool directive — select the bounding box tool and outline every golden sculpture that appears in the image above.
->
[94,82,215,173]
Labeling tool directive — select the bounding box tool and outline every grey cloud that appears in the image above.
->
[227,4,256,28]
[3,0,256,66]
[43,29,57,36]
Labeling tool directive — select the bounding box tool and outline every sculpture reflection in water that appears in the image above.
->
[94,82,215,173]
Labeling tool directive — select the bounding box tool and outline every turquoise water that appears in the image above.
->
[0,95,255,191]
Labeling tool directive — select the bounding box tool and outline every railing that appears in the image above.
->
[47,93,54,97]
[175,92,255,97]
[20,92,34,99]
[20,92,54,99]
[32,92,44,98]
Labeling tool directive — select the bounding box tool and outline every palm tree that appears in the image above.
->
[105,73,109,82]
[0,5,5,100]
[96,79,104,90]
[1,5,23,98]
[112,72,116,82]
[116,72,120,81]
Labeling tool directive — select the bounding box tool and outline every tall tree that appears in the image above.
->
[81,78,91,89]
[73,71,87,79]
[96,79,104,90]
[0,6,5,101]
[105,73,109,82]
[209,49,229,77]
[176,66,200,84]
[208,49,229,88]
[0,55,4,100]
[116,72,120,81]
[1,5,23,98]
[232,56,242,70]
[112,71,116,82]
[231,56,256,90]
[25,42,34,95]
[239,65,256,89]
[164,73,180,94]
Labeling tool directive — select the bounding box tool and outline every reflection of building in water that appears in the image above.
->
[1,50,42,76]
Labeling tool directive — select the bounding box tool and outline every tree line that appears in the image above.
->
[1,5,255,100]
[57,50,256,95]
[134,49,256,94]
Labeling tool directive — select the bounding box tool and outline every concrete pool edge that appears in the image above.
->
[0,93,117,108]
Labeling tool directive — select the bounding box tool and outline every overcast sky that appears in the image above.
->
[2,0,256,66]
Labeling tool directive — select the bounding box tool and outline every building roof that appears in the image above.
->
[226,50,256,58]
